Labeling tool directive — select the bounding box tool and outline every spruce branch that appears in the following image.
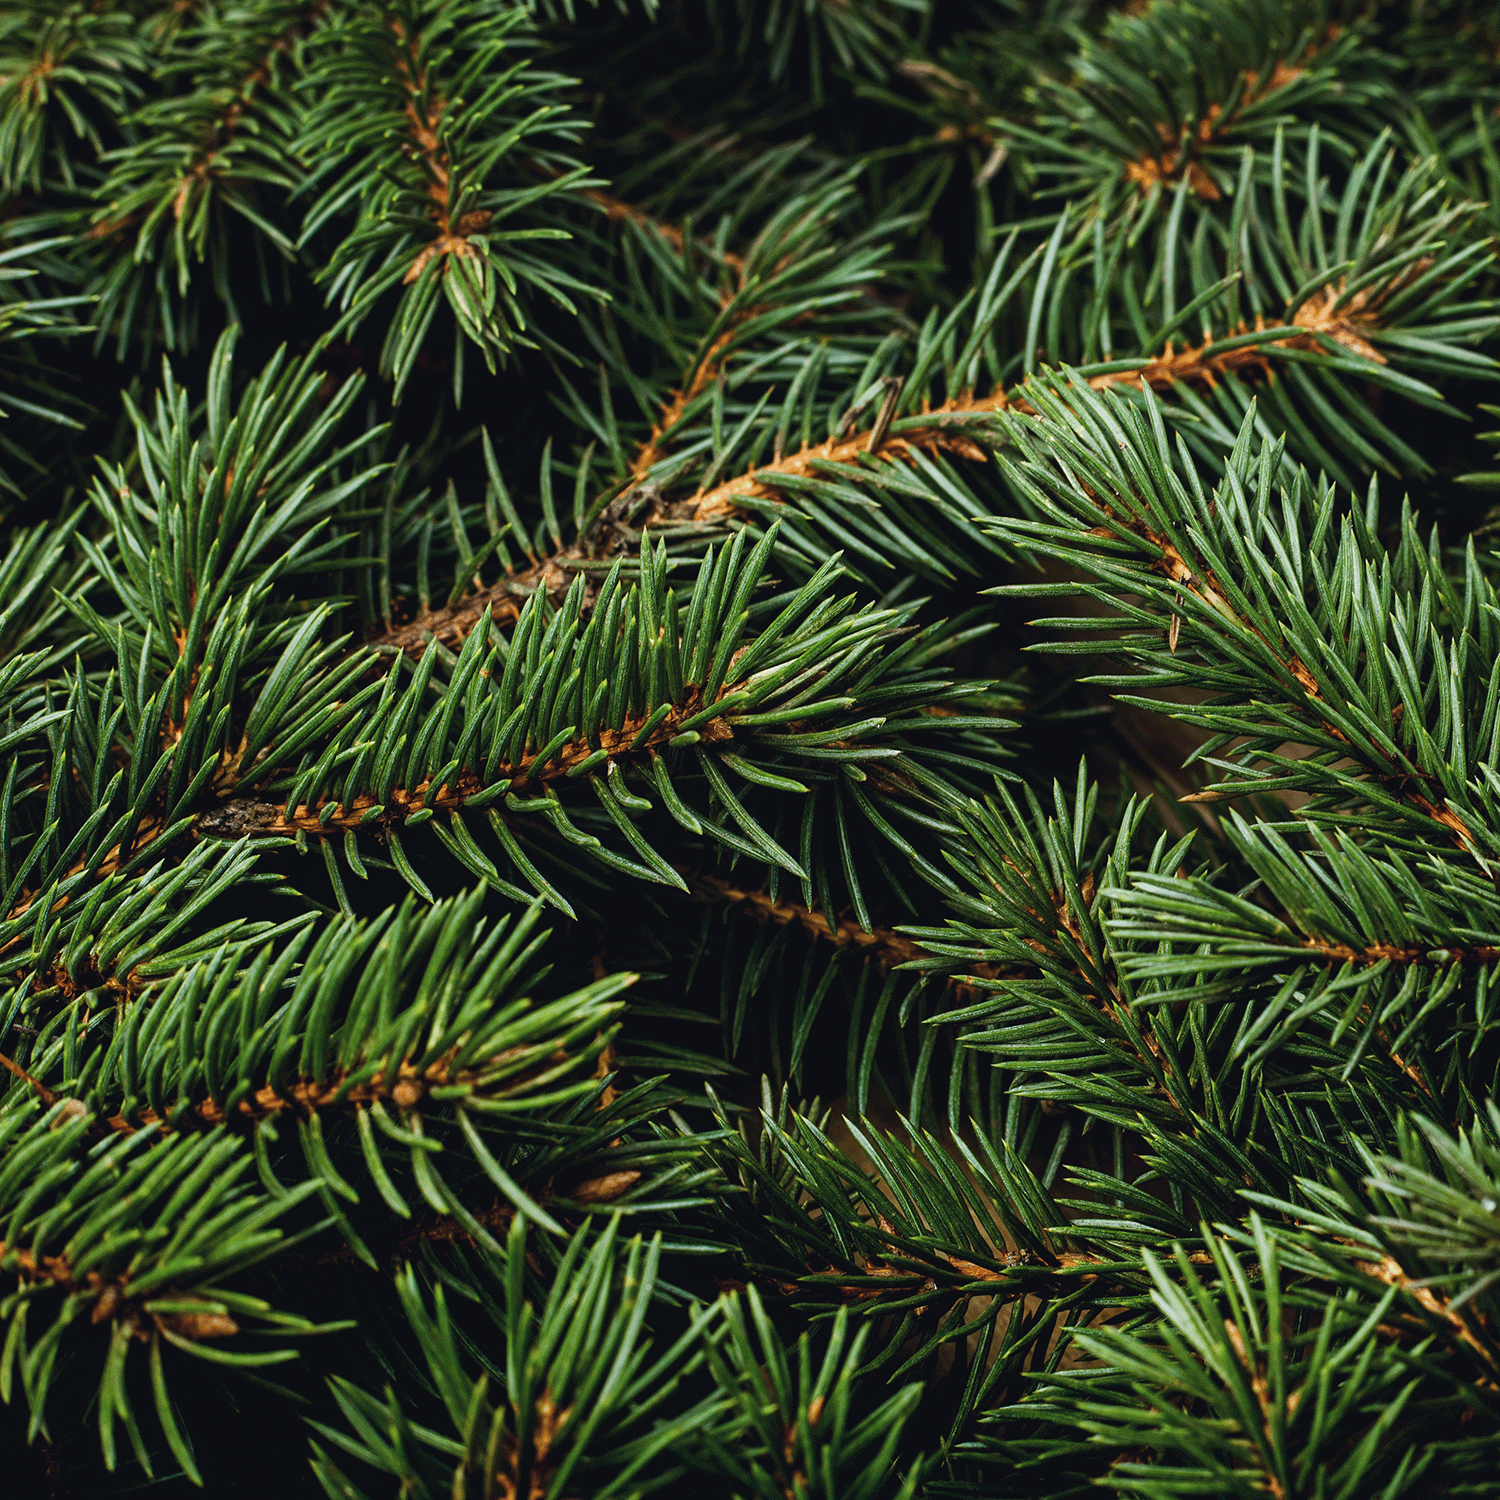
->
[0,1100,335,1483]
[309,1218,721,1500]
[0,839,299,1024]
[3,884,707,1276]
[5,2,1500,1489]
[377,139,1489,662]
[300,0,603,394]
[191,530,1011,919]
[0,3,147,197]
[985,375,1500,868]
[583,183,747,280]
[994,1220,1499,1500]
[1008,1,1377,212]
[80,0,327,353]
[689,871,925,968]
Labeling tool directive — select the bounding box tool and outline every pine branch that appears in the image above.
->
[309,1219,720,1500]
[583,182,747,278]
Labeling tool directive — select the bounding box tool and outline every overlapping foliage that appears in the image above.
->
[2,0,1500,1496]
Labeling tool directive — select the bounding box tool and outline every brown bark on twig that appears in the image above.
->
[368,285,1393,660]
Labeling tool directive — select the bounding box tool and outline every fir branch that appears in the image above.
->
[0,1102,331,1480]
[688,266,1427,522]
[192,679,736,836]
[385,12,490,286]
[366,537,609,656]
[0,1242,241,1342]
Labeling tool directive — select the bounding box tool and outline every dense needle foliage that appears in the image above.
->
[4,0,1500,1494]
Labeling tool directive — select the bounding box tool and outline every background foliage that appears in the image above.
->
[3,0,1500,1494]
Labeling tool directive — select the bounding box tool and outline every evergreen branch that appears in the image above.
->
[687,262,1431,522]
[74,891,626,1134]
[0,840,298,1019]
[583,183,747,278]
[0,4,147,196]
[300,0,602,394]
[1110,816,1500,975]
[985,375,1500,864]
[155,0,325,217]
[194,675,737,836]
[0,510,93,665]
[689,871,923,967]
[191,532,1008,916]
[699,1288,928,1500]
[1012,1,1375,211]
[309,1218,722,1500]
[81,0,326,352]
[376,135,1486,662]
[998,1221,1499,1499]
[1,1238,244,1344]
[0,1101,332,1480]
[383,10,502,287]
[366,535,609,655]
[686,872,1014,1032]
[3,885,703,1271]
[369,255,1430,662]
[1116,32,1334,202]
[702,1088,1144,1414]
[0,237,93,497]
[1251,1103,1500,1371]
[906,772,1202,1127]
[4,3,1500,1489]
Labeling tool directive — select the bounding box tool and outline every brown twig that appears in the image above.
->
[369,548,576,657]
[373,197,1397,664]
[1358,1253,1500,1376]
[0,1035,620,1148]
[631,320,747,479]
[191,684,736,840]
[688,873,924,967]
[607,195,755,479]
[390,20,492,284]
[690,287,1391,523]
[371,281,1401,661]
[0,1049,58,1106]
[583,186,746,277]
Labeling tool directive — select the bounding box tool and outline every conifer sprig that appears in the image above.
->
[4,1,1500,1494]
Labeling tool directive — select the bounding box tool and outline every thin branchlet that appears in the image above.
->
[370,276,1411,660]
